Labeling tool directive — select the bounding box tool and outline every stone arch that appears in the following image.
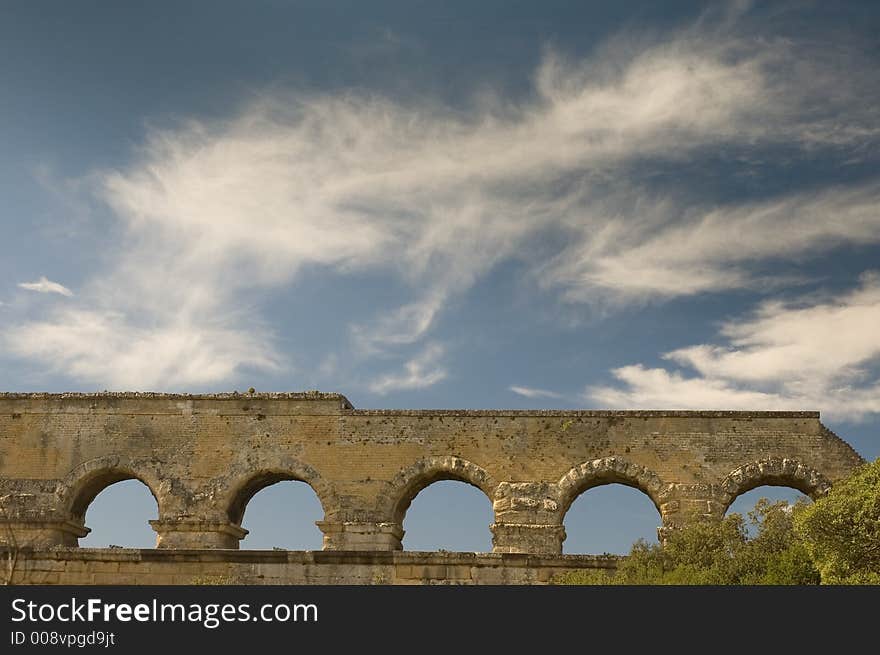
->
[554,456,668,521]
[377,455,496,525]
[718,457,832,514]
[219,457,338,526]
[57,455,171,524]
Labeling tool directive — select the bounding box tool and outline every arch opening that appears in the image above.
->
[555,457,665,520]
[562,483,662,555]
[723,478,820,510]
[228,472,297,525]
[68,468,160,523]
[400,478,494,553]
[235,479,325,550]
[719,458,831,516]
[393,470,493,526]
[227,472,325,550]
[383,456,495,528]
[724,486,813,537]
[77,478,159,548]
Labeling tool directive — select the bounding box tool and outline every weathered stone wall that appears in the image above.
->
[0,391,864,583]
[3,550,616,585]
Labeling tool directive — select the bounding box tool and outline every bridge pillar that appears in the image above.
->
[490,482,564,554]
[491,523,565,554]
[317,521,404,551]
[0,488,87,548]
[150,519,247,549]
[656,484,726,543]
[0,519,88,549]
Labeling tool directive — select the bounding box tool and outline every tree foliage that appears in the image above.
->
[556,498,819,585]
[556,459,880,585]
[557,458,880,585]
[794,458,880,584]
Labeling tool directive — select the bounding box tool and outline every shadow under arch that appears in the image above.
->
[555,456,667,522]
[377,455,496,526]
[222,459,337,527]
[57,455,168,524]
[719,457,832,514]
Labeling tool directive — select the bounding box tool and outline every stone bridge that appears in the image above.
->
[0,392,864,584]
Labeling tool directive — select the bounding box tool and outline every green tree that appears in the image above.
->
[794,458,880,584]
[556,498,819,585]
[736,498,819,585]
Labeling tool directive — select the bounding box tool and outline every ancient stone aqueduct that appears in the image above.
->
[0,392,864,584]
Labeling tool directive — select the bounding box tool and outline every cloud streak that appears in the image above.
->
[588,273,880,420]
[510,385,564,400]
[3,12,879,388]
[368,343,447,394]
[543,183,880,302]
[18,277,74,297]
[3,310,279,389]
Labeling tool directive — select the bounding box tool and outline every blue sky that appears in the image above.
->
[3,1,879,553]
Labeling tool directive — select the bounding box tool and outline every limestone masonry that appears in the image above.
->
[0,392,864,584]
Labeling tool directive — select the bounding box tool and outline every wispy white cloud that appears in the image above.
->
[543,184,880,302]
[351,291,447,355]
[588,273,880,420]
[510,385,564,400]
[590,364,793,410]
[3,11,879,387]
[368,343,447,394]
[18,276,74,297]
[666,275,880,383]
[3,310,279,389]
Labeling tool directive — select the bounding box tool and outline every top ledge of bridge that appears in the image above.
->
[0,392,821,418]
[0,390,354,407]
[346,409,822,418]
